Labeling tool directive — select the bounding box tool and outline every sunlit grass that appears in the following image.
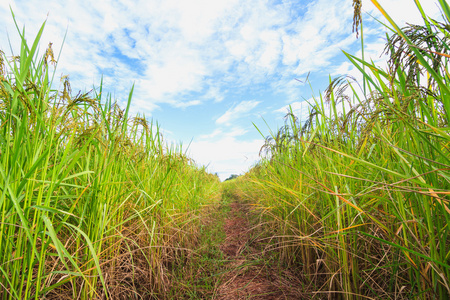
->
[3,1,450,299]
[0,14,220,299]
[239,1,450,299]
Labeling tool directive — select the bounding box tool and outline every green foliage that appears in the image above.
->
[0,14,220,299]
[243,1,450,299]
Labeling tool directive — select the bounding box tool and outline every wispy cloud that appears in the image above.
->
[171,100,202,109]
[198,129,223,140]
[1,0,440,178]
[216,100,261,125]
[275,99,314,123]
[0,0,361,114]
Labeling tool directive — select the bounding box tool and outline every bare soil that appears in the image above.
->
[215,201,305,300]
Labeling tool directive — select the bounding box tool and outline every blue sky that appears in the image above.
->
[0,0,441,180]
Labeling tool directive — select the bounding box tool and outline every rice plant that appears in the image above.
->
[242,1,450,299]
[0,14,220,299]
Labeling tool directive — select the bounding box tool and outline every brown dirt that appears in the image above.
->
[215,201,305,300]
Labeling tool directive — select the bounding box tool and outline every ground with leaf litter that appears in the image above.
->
[214,200,305,300]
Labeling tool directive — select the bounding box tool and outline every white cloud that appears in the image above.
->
[202,85,225,103]
[0,0,364,114]
[2,0,440,113]
[2,0,441,179]
[198,129,223,140]
[216,100,261,125]
[275,99,314,123]
[188,136,263,181]
[171,100,202,108]
[198,127,247,140]
[226,127,248,137]
[280,0,354,71]
[362,0,441,26]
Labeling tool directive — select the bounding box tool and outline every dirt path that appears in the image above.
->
[215,200,304,300]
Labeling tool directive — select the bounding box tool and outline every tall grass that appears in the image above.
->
[242,1,450,299]
[0,15,220,299]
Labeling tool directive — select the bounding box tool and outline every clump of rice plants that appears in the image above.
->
[0,15,220,299]
[242,1,450,299]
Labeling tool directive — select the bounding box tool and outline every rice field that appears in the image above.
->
[237,0,450,298]
[0,16,221,299]
[1,0,450,299]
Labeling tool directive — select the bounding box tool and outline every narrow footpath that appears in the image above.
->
[214,198,304,299]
